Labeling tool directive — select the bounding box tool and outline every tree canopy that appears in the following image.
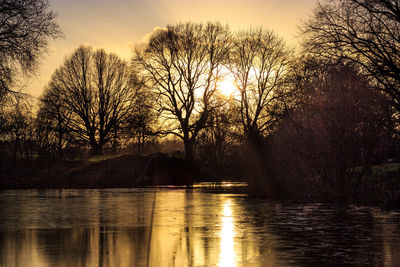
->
[0,0,61,101]
[133,22,231,161]
[42,46,141,155]
[301,0,400,113]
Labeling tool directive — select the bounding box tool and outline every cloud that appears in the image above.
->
[134,26,167,49]
[82,42,93,47]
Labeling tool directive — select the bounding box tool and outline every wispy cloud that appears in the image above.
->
[134,26,167,49]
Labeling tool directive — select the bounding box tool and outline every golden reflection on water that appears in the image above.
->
[1,189,400,266]
[219,199,236,267]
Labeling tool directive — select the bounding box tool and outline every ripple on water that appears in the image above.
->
[0,189,399,266]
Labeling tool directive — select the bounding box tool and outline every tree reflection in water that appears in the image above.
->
[0,189,399,266]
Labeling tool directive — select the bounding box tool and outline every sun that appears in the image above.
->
[218,77,237,97]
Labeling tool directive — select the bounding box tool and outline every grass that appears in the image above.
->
[371,163,400,175]
[353,163,400,175]
[85,154,121,162]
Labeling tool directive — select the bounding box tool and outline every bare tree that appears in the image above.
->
[133,22,231,162]
[228,28,292,147]
[0,0,62,101]
[43,46,140,155]
[301,0,400,114]
[123,85,157,156]
[195,95,240,176]
[1,97,35,161]
[225,29,293,196]
[36,87,73,158]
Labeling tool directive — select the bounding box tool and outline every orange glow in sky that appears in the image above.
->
[27,0,318,99]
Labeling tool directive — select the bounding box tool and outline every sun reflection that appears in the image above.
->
[219,199,236,267]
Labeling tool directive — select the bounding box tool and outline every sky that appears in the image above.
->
[27,0,318,98]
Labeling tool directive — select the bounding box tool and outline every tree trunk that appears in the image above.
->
[91,143,103,155]
[184,139,194,163]
[57,128,63,158]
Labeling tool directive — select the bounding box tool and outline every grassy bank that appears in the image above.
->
[0,154,146,189]
[1,154,399,207]
[0,153,204,189]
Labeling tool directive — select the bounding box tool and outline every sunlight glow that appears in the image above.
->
[218,77,238,97]
[219,199,236,267]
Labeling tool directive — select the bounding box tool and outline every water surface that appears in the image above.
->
[0,188,399,266]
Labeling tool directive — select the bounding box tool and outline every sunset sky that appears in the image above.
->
[28,0,318,98]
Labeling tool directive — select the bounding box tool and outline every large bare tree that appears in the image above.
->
[228,28,292,146]
[133,22,230,162]
[42,46,140,155]
[0,0,61,101]
[225,28,293,196]
[301,0,400,113]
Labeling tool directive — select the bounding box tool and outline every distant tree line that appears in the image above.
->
[1,0,400,201]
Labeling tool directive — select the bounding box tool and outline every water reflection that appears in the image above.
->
[219,199,235,267]
[0,189,399,266]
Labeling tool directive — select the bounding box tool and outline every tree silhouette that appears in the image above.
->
[228,28,292,146]
[195,94,239,176]
[302,0,400,115]
[43,46,141,155]
[1,97,35,160]
[36,87,73,159]
[0,0,61,101]
[275,59,392,200]
[122,85,157,156]
[133,22,231,162]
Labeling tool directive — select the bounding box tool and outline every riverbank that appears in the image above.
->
[0,154,399,207]
[0,154,159,189]
[0,153,232,189]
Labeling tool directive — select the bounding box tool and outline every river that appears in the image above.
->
[0,188,399,266]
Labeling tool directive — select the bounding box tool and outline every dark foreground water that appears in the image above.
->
[0,188,399,267]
